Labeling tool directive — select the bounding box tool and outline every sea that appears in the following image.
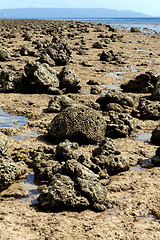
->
[58,18,160,33]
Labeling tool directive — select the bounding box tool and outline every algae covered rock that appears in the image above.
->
[48,105,107,144]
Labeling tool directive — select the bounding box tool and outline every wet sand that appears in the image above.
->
[0,19,160,240]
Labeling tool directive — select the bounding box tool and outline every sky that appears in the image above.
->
[0,0,160,17]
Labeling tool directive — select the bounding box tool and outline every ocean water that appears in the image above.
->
[66,18,160,33]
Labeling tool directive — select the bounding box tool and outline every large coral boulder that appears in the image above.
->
[48,105,107,144]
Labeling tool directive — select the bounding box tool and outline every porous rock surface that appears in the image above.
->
[42,38,72,66]
[96,89,134,111]
[48,105,107,144]
[106,112,134,138]
[0,133,26,192]
[47,95,74,112]
[92,138,130,175]
[137,98,160,120]
[152,80,160,101]
[38,137,129,211]
[151,125,160,145]
[100,50,124,64]
[121,70,160,93]
[24,62,60,93]
[59,66,82,93]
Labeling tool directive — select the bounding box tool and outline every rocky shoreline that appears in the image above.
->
[0,19,160,239]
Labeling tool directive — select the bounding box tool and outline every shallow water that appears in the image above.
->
[104,72,124,78]
[124,65,138,72]
[10,130,38,141]
[20,173,39,204]
[132,166,145,172]
[133,49,148,52]
[102,84,120,89]
[101,90,109,95]
[0,109,28,127]
[104,73,119,77]
[135,132,151,142]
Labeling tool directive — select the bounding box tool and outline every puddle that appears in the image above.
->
[0,108,28,127]
[9,131,38,141]
[106,208,121,216]
[101,90,109,95]
[132,166,145,172]
[82,92,91,95]
[104,72,124,78]
[20,173,39,204]
[137,215,156,221]
[124,65,138,73]
[135,132,151,142]
[133,49,148,52]
[105,73,119,77]
[102,84,120,89]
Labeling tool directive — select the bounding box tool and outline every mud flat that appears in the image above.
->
[0,19,160,240]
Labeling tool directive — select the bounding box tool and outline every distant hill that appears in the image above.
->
[0,8,152,19]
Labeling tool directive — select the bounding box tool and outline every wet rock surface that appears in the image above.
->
[106,112,134,138]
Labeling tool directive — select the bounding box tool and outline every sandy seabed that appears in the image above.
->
[0,19,160,240]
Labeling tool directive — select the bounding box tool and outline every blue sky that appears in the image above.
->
[0,0,159,17]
